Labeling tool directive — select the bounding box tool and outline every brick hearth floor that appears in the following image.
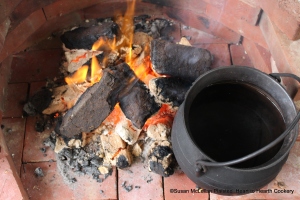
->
[2,29,300,200]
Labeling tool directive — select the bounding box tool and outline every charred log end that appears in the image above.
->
[23,88,53,116]
[59,63,135,138]
[150,39,213,81]
[116,155,130,169]
[149,77,192,107]
[119,81,161,129]
[148,145,175,177]
[61,22,120,50]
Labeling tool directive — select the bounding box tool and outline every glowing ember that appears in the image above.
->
[103,103,125,126]
[71,53,87,63]
[144,104,176,130]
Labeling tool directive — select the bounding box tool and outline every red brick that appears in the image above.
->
[0,157,29,200]
[10,49,63,83]
[83,1,164,20]
[188,0,207,14]
[0,128,28,200]
[23,116,56,163]
[278,0,300,22]
[0,128,10,158]
[260,12,300,96]
[10,0,54,29]
[43,0,107,20]
[0,0,22,23]
[223,0,261,25]
[201,0,227,8]
[164,169,208,200]
[18,12,83,52]
[240,0,259,7]
[259,0,300,40]
[211,141,300,199]
[21,162,117,200]
[230,45,253,67]
[181,26,228,44]
[206,4,268,49]
[242,38,272,73]
[0,9,46,63]
[0,17,11,52]
[118,161,163,200]
[2,118,26,176]
[195,43,231,68]
[164,7,241,44]
[0,111,2,123]
[0,56,12,112]
[3,83,28,118]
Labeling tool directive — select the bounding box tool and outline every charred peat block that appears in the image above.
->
[23,88,53,116]
[61,22,119,49]
[59,62,160,138]
[118,80,160,129]
[149,77,192,107]
[150,39,213,81]
[59,63,135,138]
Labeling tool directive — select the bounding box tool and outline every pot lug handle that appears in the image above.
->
[195,73,300,169]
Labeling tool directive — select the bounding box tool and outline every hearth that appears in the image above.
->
[22,2,214,182]
[1,0,300,199]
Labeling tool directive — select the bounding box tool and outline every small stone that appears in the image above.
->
[100,190,104,194]
[34,167,44,177]
[135,186,141,189]
[121,181,126,187]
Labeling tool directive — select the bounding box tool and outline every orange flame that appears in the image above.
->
[65,65,89,85]
[91,56,102,84]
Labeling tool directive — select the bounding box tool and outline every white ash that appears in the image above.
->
[115,120,141,145]
[146,123,170,141]
[132,142,143,157]
[148,140,175,177]
[43,85,86,115]
[64,49,103,73]
[54,137,68,153]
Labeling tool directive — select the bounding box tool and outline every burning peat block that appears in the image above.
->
[150,39,213,81]
[61,22,119,50]
[148,140,175,177]
[64,49,103,73]
[149,77,192,107]
[118,80,160,129]
[59,63,135,138]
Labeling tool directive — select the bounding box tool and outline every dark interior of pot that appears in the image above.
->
[188,81,285,168]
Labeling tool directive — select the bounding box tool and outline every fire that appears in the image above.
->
[103,103,124,126]
[143,104,176,130]
[65,65,89,85]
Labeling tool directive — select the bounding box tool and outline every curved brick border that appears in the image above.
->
[0,0,299,198]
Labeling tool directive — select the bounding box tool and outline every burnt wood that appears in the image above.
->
[61,22,119,50]
[23,88,53,116]
[150,39,213,81]
[59,63,135,138]
[149,77,192,107]
[118,80,160,129]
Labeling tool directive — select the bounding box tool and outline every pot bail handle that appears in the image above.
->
[195,72,300,168]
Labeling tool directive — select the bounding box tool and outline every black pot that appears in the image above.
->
[172,66,299,195]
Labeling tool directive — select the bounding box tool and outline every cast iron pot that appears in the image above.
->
[172,66,299,195]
